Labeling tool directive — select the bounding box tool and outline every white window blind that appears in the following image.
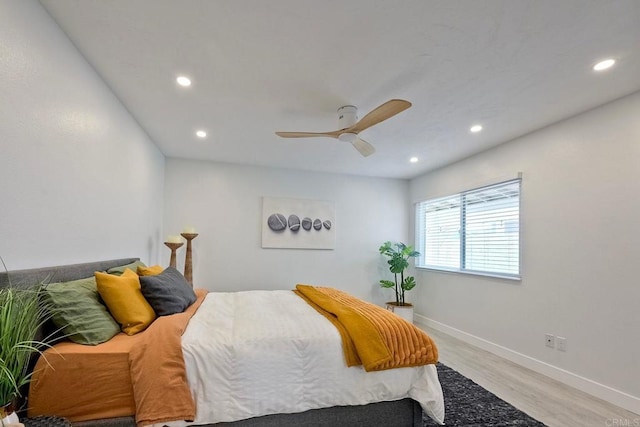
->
[415,179,521,278]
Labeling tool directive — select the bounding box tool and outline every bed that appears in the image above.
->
[0,259,444,427]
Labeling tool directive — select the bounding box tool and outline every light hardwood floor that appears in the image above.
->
[418,325,639,427]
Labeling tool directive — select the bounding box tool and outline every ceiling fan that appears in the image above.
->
[275,99,412,157]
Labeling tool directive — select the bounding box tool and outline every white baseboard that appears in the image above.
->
[415,314,640,416]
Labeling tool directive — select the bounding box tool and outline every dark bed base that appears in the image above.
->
[72,398,423,427]
[2,259,426,427]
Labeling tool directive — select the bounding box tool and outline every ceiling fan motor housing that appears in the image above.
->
[337,105,358,129]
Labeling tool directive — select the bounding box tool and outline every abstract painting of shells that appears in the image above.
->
[262,197,335,249]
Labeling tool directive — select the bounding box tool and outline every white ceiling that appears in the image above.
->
[40,0,640,179]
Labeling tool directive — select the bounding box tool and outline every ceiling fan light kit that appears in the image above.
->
[337,132,357,143]
[276,99,412,157]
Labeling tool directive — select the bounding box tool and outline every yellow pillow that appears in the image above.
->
[95,269,156,335]
[137,265,164,276]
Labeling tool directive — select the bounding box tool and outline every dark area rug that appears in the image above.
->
[423,363,547,427]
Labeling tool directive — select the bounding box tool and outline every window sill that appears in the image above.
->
[416,266,521,281]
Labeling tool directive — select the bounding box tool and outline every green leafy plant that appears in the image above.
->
[0,281,52,409]
[379,241,420,306]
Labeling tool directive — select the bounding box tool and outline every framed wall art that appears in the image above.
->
[261,197,335,249]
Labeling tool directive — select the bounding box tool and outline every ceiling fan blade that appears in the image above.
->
[351,137,376,157]
[275,131,339,138]
[349,99,412,134]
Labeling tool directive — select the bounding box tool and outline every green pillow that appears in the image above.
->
[45,277,120,345]
[106,260,146,276]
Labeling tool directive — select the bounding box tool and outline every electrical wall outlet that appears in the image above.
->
[545,334,555,348]
[557,336,567,352]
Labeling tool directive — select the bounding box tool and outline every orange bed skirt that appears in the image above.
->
[28,333,137,421]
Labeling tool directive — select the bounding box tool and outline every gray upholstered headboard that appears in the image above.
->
[0,258,140,289]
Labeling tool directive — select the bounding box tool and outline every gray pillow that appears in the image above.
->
[139,267,197,316]
[45,277,121,345]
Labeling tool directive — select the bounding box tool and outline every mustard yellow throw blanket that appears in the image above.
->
[294,285,438,372]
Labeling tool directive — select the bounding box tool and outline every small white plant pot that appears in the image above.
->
[1,401,19,426]
[385,302,414,323]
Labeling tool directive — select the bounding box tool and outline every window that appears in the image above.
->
[415,179,521,278]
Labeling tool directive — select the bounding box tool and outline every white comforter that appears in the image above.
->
[178,290,444,425]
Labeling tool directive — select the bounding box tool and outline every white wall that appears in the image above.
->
[410,92,640,412]
[0,0,165,269]
[164,159,409,304]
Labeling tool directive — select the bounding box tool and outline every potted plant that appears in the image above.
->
[0,285,52,425]
[379,241,420,322]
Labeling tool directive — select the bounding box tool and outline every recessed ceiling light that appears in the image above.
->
[196,130,207,138]
[176,76,192,87]
[410,157,419,163]
[593,59,615,71]
[470,125,483,133]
